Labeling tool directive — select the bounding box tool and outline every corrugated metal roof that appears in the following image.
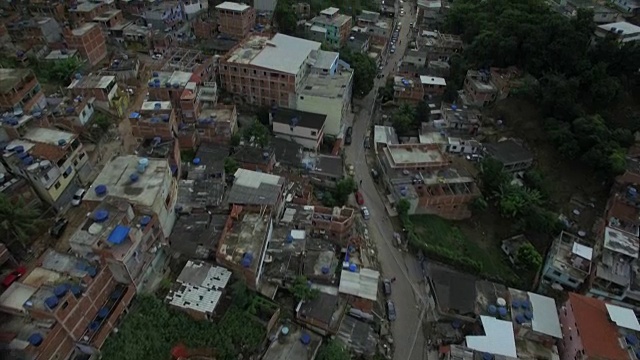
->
[338,268,379,301]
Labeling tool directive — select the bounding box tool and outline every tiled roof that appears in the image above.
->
[30,143,67,161]
[569,293,629,360]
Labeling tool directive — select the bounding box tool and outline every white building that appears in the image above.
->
[595,21,640,43]
[271,108,326,150]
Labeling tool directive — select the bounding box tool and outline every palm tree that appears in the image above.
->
[0,194,42,248]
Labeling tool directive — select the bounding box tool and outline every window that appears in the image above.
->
[43,173,50,181]
[311,131,317,136]
[299,96,304,100]
[552,270,562,277]
[62,301,68,309]
[54,182,61,190]
[79,152,85,160]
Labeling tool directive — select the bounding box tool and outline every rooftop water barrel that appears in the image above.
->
[94,184,107,196]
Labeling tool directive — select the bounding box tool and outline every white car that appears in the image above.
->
[151,54,162,60]
[71,188,86,206]
[361,206,371,220]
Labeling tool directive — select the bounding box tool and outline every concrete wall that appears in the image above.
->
[295,94,347,136]
[557,299,585,360]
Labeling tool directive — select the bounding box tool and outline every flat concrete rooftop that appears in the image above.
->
[23,127,76,147]
[84,155,170,207]
[299,71,352,98]
[0,68,33,93]
[218,211,270,272]
[385,145,446,167]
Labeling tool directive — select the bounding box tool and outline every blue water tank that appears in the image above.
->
[482,353,493,360]
[18,152,29,159]
[70,284,82,297]
[154,103,162,110]
[75,73,82,80]
[321,266,330,275]
[498,306,507,317]
[193,157,201,165]
[89,321,101,331]
[98,307,109,319]
[13,145,24,153]
[300,333,311,345]
[85,266,97,278]
[28,333,44,347]
[515,314,526,324]
[153,72,159,77]
[45,296,59,309]
[349,263,357,272]
[511,300,520,308]
[94,209,109,222]
[524,311,533,320]
[22,156,34,166]
[488,305,497,315]
[521,300,530,310]
[286,234,294,243]
[95,184,107,196]
[110,289,123,300]
[140,216,151,226]
[161,114,170,122]
[130,173,139,182]
[54,284,69,298]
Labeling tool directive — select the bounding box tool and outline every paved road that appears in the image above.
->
[344,3,429,360]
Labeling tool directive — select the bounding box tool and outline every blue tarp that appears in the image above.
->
[28,333,43,346]
[107,225,130,244]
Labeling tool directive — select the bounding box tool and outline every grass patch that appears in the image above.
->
[411,215,516,283]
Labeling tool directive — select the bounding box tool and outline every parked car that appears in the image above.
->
[49,218,69,239]
[390,48,395,54]
[346,126,353,136]
[371,169,379,179]
[361,206,371,220]
[71,188,86,206]
[387,300,397,321]
[345,134,352,145]
[2,266,27,287]
[383,279,392,296]
[355,191,365,205]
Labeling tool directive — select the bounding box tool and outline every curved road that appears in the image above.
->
[345,3,429,360]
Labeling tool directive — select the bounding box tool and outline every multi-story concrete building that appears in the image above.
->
[0,68,46,114]
[220,34,320,107]
[83,155,178,237]
[353,11,392,47]
[129,101,178,140]
[217,205,273,290]
[215,2,256,39]
[308,7,352,48]
[5,17,63,45]
[69,197,168,293]
[27,0,67,23]
[63,22,108,66]
[558,293,638,360]
[143,1,183,31]
[1,127,90,209]
[271,108,326,150]
[48,95,97,134]
[418,31,463,62]
[195,104,238,145]
[483,139,534,173]
[280,203,355,246]
[92,9,125,32]
[393,75,446,104]
[540,231,593,291]
[67,74,124,113]
[595,21,640,43]
[182,0,209,20]
[68,0,114,26]
[377,142,481,219]
[0,249,135,358]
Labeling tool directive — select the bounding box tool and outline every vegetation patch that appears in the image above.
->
[101,293,265,360]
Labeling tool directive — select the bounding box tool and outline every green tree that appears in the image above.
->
[334,177,356,205]
[515,243,542,272]
[242,120,270,147]
[470,196,488,214]
[0,194,41,248]
[495,185,542,218]
[274,0,298,35]
[224,157,239,174]
[397,198,410,217]
[391,104,417,134]
[291,276,319,302]
[415,101,431,124]
[317,340,350,360]
[33,57,84,85]
[478,158,511,194]
[93,112,112,131]
[340,50,376,97]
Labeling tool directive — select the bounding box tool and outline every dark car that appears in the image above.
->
[387,300,397,321]
[346,126,353,136]
[50,218,69,239]
[345,134,352,145]
[383,279,392,296]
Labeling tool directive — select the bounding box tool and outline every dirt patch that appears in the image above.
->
[485,98,609,211]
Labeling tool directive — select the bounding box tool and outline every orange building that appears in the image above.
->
[63,23,107,66]
[215,1,256,39]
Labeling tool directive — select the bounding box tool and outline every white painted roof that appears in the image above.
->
[466,316,517,358]
[598,21,640,35]
[420,75,446,86]
[339,268,379,301]
[215,1,250,12]
[250,33,321,75]
[166,284,222,314]
[528,292,562,338]
[572,242,593,261]
[234,168,283,188]
[606,304,640,331]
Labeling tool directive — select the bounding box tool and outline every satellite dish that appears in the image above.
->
[88,223,103,235]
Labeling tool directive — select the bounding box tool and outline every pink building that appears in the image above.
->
[559,293,634,360]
